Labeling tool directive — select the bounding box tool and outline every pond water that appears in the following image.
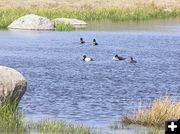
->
[0,19,180,133]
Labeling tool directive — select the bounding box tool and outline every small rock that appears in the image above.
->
[8,14,55,30]
[0,66,27,106]
[53,18,87,28]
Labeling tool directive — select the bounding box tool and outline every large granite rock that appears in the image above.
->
[53,18,87,28]
[0,66,27,105]
[8,14,55,30]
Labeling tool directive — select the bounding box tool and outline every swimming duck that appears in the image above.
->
[130,57,137,63]
[113,55,126,61]
[93,39,98,46]
[82,55,94,62]
[80,37,85,44]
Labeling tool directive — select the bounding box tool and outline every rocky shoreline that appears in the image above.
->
[8,14,87,31]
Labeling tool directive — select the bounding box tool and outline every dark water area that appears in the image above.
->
[0,20,180,133]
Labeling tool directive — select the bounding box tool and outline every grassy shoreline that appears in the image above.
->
[0,7,180,30]
[1,97,179,133]
[0,100,92,134]
[121,97,180,128]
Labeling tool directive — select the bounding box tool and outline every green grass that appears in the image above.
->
[0,99,93,133]
[0,99,26,133]
[30,120,93,134]
[56,23,75,31]
[121,97,180,128]
[0,7,180,30]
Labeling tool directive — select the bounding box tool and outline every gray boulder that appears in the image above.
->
[53,18,87,28]
[8,14,55,30]
[0,66,27,105]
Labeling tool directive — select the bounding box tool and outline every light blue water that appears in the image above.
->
[0,22,180,132]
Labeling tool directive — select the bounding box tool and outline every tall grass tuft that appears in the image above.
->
[31,120,92,134]
[0,99,26,133]
[122,97,180,127]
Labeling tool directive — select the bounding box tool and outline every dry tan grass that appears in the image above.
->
[122,97,180,127]
[0,0,179,9]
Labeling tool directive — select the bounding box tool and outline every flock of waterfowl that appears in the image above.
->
[80,37,137,63]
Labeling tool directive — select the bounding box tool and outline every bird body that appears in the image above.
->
[80,37,85,44]
[113,55,125,61]
[82,55,93,62]
[130,57,137,63]
[93,39,98,46]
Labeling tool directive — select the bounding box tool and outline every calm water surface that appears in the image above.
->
[0,20,180,133]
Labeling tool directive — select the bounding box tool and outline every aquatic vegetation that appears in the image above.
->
[0,99,93,133]
[122,97,180,127]
[110,123,164,134]
[31,120,92,134]
[56,23,75,31]
[0,7,180,30]
[0,99,26,133]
